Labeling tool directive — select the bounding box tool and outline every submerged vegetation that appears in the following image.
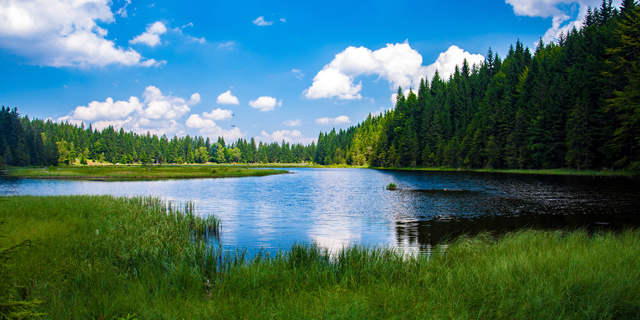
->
[1,195,639,319]
[1,165,287,181]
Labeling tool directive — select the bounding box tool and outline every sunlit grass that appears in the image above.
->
[1,196,639,319]
[2,165,287,181]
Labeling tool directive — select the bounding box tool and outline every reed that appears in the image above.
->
[1,196,639,319]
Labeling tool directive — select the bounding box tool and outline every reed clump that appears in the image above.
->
[1,196,640,319]
[386,182,398,190]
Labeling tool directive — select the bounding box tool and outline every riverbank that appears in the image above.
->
[1,195,638,319]
[0,165,287,181]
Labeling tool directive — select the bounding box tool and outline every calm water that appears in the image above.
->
[1,168,639,255]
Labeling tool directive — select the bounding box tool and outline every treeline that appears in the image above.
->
[0,107,317,166]
[2,1,638,170]
[314,1,640,171]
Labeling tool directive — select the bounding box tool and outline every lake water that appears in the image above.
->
[1,168,639,255]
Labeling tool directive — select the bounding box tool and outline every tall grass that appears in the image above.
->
[2,165,287,181]
[1,196,640,319]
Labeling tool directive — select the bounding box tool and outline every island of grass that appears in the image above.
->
[2,195,639,319]
[1,165,287,181]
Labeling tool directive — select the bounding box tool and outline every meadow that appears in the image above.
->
[1,165,287,181]
[1,195,639,319]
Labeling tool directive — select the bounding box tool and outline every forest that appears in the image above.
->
[1,1,639,170]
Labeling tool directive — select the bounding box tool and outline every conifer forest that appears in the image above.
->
[2,1,639,171]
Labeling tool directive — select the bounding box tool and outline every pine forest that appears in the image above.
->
[2,1,639,171]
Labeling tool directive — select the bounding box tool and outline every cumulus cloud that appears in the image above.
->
[70,96,143,122]
[505,0,621,43]
[0,0,162,68]
[249,96,281,112]
[283,119,302,127]
[217,90,240,105]
[303,41,483,100]
[130,21,167,47]
[252,16,273,26]
[203,108,233,121]
[59,86,200,136]
[315,116,351,125]
[186,114,244,140]
[260,130,316,144]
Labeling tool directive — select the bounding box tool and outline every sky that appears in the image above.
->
[0,0,621,145]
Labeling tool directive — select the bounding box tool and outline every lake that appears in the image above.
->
[1,168,639,255]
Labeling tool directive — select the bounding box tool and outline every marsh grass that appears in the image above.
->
[1,196,640,319]
[386,182,398,190]
[1,165,287,181]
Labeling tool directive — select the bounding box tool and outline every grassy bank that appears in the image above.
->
[1,165,287,181]
[370,166,639,177]
[2,196,640,319]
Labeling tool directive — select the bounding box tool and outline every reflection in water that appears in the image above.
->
[1,168,639,256]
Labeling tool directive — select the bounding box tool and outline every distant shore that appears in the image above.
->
[0,164,287,181]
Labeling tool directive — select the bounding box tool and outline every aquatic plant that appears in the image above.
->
[386,182,398,190]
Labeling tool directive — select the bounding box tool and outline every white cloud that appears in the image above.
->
[0,0,161,68]
[291,68,305,79]
[186,114,244,140]
[390,93,398,107]
[115,0,131,18]
[252,16,273,26]
[283,119,302,127]
[424,45,484,81]
[59,86,200,136]
[260,130,316,144]
[505,0,622,43]
[280,18,286,22]
[315,116,351,125]
[187,35,206,44]
[303,41,483,100]
[203,108,233,121]
[218,41,235,49]
[188,93,201,105]
[130,21,167,47]
[217,90,240,105]
[249,96,281,112]
[70,96,142,121]
[140,86,193,120]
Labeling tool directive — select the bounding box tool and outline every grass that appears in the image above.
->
[2,195,640,319]
[1,165,287,181]
[386,182,398,190]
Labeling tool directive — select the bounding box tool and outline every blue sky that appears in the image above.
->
[0,0,619,144]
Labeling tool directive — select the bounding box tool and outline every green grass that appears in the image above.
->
[1,165,287,181]
[2,196,640,319]
[386,182,398,190]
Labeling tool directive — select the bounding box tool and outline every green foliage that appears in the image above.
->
[3,165,287,181]
[0,222,43,319]
[2,196,640,319]
[386,182,397,190]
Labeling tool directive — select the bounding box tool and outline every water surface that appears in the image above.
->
[2,168,638,255]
